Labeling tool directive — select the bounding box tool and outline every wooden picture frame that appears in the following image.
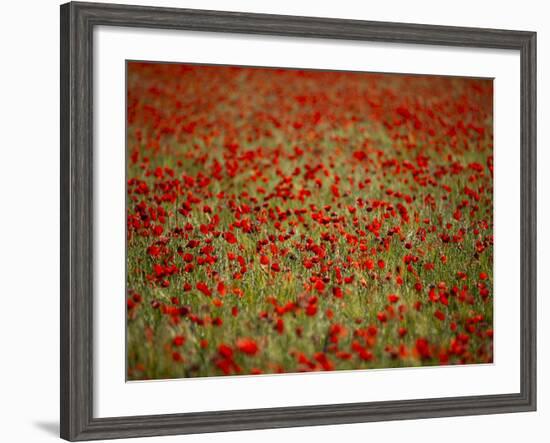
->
[60,2,536,440]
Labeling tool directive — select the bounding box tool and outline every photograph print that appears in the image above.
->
[126,61,493,381]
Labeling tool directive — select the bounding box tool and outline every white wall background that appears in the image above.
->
[0,1,546,442]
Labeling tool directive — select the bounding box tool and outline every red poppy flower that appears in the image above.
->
[224,232,237,244]
[196,282,211,297]
[388,294,399,304]
[172,336,185,346]
[236,338,259,355]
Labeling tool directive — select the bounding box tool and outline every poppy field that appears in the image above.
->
[126,62,493,380]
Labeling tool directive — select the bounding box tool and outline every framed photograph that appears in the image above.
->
[60,1,536,440]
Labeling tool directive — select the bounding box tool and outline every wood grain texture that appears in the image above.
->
[60,2,537,441]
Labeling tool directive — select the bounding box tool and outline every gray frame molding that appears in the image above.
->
[60,2,536,441]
